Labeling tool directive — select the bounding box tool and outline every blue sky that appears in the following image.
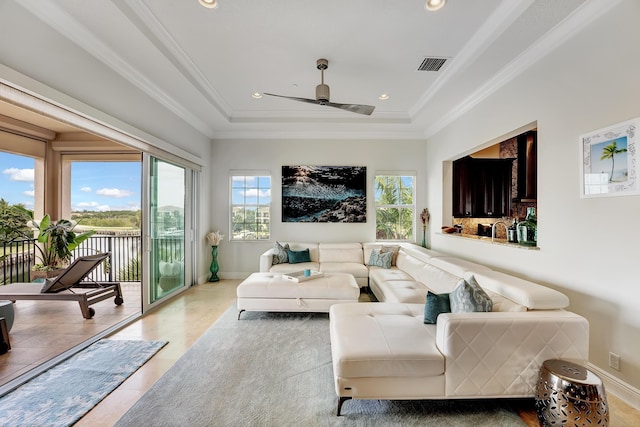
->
[0,152,141,211]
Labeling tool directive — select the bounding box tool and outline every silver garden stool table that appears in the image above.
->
[535,359,608,426]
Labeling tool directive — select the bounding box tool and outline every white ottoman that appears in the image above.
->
[237,272,359,319]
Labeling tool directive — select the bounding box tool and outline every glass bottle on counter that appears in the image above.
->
[508,218,518,243]
[517,207,537,246]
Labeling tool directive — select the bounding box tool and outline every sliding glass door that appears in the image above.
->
[144,155,187,305]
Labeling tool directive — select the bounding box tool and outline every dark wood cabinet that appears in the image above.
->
[453,156,513,218]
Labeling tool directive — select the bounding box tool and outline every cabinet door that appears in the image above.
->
[475,159,512,217]
[452,158,473,217]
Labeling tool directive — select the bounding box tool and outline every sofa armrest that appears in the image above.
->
[436,310,589,397]
[259,249,274,272]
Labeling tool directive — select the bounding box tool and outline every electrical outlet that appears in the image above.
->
[609,352,620,370]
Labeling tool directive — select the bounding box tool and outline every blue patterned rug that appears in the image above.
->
[0,339,167,426]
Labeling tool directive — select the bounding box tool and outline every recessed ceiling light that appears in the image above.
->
[199,0,218,9]
[425,0,446,11]
[379,93,390,101]
[251,92,263,99]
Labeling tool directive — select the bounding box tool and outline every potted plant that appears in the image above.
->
[29,214,95,280]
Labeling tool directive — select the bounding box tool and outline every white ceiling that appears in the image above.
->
[7,0,593,140]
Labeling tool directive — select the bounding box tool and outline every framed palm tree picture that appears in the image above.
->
[579,118,638,198]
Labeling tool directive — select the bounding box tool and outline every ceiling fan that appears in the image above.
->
[264,58,375,116]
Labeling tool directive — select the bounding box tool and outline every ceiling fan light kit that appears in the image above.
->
[264,58,375,116]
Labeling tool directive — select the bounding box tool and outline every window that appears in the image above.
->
[231,174,271,241]
[375,174,415,240]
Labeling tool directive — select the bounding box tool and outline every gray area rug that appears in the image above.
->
[0,339,167,427]
[117,307,526,427]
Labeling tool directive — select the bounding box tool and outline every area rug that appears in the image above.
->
[0,339,167,426]
[116,307,526,426]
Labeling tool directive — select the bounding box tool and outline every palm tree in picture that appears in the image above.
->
[600,140,628,182]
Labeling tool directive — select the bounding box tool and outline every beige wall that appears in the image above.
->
[426,0,640,404]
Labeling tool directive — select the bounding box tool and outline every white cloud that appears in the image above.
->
[77,201,100,208]
[74,201,111,212]
[245,189,271,197]
[96,188,134,198]
[23,190,35,197]
[3,168,34,182]
[80,186,92,192]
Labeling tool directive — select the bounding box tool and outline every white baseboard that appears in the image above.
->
[589,363,640,410]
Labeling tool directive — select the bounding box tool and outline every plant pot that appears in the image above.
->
[30,268,65,282]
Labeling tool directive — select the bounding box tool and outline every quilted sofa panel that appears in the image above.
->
[330,303,444,379]
[436,310,589,397]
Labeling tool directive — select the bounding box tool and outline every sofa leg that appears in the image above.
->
[237,309,245,320]
[337,396,352,416]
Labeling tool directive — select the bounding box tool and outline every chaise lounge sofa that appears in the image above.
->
[260,241,589,415]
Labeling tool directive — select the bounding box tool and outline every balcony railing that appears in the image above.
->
[1,234,143,285]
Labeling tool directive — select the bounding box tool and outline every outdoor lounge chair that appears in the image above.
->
[0,252,124,319]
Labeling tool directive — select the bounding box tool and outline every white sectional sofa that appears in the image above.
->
[260,242,370,287]
[260,241,590,415]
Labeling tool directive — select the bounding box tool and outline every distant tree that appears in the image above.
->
[375,177,413,239]
[600,140,628,182]
[0,199,33,242]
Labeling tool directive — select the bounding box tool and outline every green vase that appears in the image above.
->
[209,245,220,282]
[517,207,537,247]
[421,225,427,248]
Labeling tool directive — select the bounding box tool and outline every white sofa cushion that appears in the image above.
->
[374,280,428,304]
[369,266,414,284]
[320,262,368,279]
[486,289,527,312]
[330,303,444,378]
[285,242,320,262]
[427,256,491,278]
[468,270,569,310]
[269,261,319,273]
[415,263,461,294]
[395,252,428,279]
[318,242,363,263]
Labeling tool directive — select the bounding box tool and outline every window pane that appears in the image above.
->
[231,174,271,240]
[374,175,415,241]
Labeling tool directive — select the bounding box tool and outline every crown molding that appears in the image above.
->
[113,0,233,119]
[16,0,216,139]
[212,130,427,141]
[423,0,623,139]
[409,0,535,118]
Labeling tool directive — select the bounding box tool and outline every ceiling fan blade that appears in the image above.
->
[325,101,375,116]
[264,93,375,116]
[263,93,322,106]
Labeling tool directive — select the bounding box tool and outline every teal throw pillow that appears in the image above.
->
[424,291,451,324]
[368,249,392,269]
[287,248,311,264]
[449,275,493,313]
[272,241,289,265]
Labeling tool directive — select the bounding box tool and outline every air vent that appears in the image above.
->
[417,57,449,72]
